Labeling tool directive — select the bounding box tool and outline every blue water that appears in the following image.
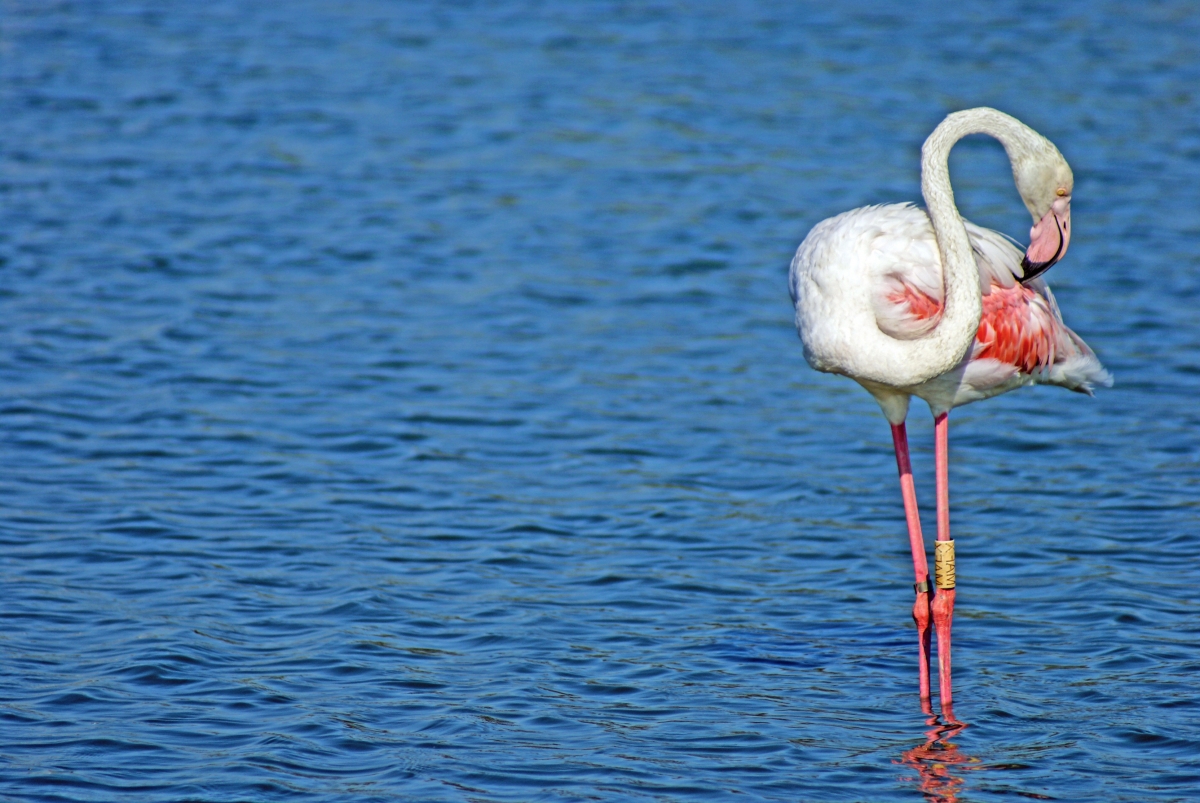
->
[2,2,1199,801]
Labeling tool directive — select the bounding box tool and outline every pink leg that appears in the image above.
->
[931,412,957,712]
[890,422,932,700]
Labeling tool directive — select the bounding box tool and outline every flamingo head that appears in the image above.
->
[1013,141,1074,283]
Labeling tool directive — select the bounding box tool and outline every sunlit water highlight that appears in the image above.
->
[2,2,1199,801]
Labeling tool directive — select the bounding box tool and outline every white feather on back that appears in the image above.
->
[864,205,943,340]
[963,218,1024,291]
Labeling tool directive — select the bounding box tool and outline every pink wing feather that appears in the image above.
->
[868,204,1110,397]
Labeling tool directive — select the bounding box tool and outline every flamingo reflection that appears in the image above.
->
[896,703,979,802]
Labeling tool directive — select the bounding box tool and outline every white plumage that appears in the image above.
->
[789,202,1111,417]
[785,108,1110,711]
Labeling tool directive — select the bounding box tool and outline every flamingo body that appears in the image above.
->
[789,202,1110,419]
[786,109,1109,713]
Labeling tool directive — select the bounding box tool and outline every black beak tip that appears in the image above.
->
[1020,217,1066,285]
[1020,255,1055,285]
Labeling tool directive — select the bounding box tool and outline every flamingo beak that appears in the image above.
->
[1020,198,1071,284]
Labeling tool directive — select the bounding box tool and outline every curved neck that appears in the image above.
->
[920,108,1045,266]
[837,108,1053,390]
[900,108,1044,385]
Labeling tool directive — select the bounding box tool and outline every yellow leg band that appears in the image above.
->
[934,540,956,589]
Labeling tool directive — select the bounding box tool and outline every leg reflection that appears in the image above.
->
[896,700,979,803]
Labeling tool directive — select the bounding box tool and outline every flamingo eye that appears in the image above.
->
[1056,187,1067,196]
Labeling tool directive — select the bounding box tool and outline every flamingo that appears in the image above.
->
[787,108,1110,711]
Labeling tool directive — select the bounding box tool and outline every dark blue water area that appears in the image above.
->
[2,1,1199,800]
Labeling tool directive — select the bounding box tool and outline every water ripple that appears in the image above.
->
[2,1,1199,801]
